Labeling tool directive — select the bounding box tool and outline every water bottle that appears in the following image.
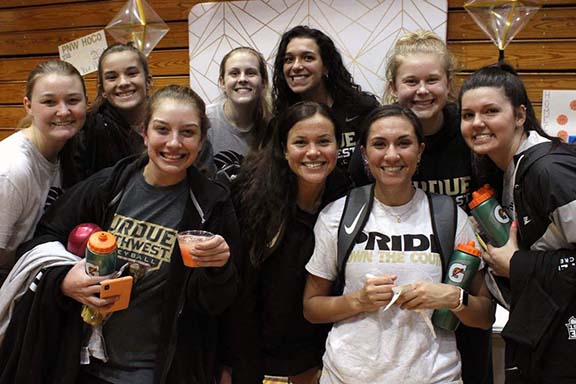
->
[432,241,482,331]
[468,184,511,247]
[85,231,117,276]
[82,231,117,325]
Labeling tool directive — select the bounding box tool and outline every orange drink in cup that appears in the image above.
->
[177,230,215,267]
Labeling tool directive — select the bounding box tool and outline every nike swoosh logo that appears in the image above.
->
[344,203,367,235]
[345,115,359,123]
[523,216,532,225]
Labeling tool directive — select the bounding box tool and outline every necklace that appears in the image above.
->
[380,197,417,223]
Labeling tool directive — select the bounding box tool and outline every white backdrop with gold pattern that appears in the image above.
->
[188,0,447,103]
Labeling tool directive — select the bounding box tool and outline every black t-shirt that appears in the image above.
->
[331,93,379,170]
[85,172,189,384]
[412,103,475,211]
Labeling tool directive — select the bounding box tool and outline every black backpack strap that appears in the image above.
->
[333,184,374,295]
[427,193,457,279]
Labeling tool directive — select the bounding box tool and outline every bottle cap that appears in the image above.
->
[468,184,495,210]
[87,231,117,254]
[456,240,482,257]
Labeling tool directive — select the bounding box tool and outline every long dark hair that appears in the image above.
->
[458,63,559,187]
[219,47,272,147]
[358,104,424,147]
[233,101,342,265]
[272,25,365,114]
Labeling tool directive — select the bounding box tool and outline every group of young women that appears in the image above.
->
[0,23,574,384]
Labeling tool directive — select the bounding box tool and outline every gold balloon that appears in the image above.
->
[105,0,170,57]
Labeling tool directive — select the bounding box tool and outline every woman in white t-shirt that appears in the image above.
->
[0,60,87,283]
[303,105,493,384]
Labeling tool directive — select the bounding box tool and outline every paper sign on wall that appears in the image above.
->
[542,90,576,143]
[59,30,108,76]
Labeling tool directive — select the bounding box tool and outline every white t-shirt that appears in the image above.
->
[0,131,61,266]
[306,189,478,384]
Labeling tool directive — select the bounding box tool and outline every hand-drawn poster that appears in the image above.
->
[542,90,576,143]
[59,30,108,76]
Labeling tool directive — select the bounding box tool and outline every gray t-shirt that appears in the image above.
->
[206,101,253,181]
[85,172,188,384]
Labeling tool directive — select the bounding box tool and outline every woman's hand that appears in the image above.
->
[395,281,460,311]
[190,234,230,267]
[60,259,117,310]
[352,274,397,313]
[483,221,519,278]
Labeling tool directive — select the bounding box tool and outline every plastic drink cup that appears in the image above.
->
[177,230,215,268]
[432,241,482,331]
[468,184,511,247]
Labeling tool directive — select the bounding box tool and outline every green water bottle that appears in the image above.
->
[432,241,482,331]
[468,184,511,247]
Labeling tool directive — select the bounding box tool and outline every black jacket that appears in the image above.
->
[11,155,239,384]
[64,101,144,188]
[500,141,576,383]
[0,266,82,384]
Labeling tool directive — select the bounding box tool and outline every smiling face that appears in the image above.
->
[101,50,150,112]
[219,50,264,107]
[143,99,204,186]
[391,53,449,127]
[24,73,86,145]
[285,113,338,189]
[362,115,424,198]
[283,37,328,101]
[460,86,526,169]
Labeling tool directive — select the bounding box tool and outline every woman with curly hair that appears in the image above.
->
[269,25,378,174]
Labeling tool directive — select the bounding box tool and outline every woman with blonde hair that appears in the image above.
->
[199,46,271,182]
[0,60,87,284]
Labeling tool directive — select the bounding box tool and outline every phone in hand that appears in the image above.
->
[99,276,133,314]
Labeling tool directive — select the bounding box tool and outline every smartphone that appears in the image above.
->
[100,276,133,314]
